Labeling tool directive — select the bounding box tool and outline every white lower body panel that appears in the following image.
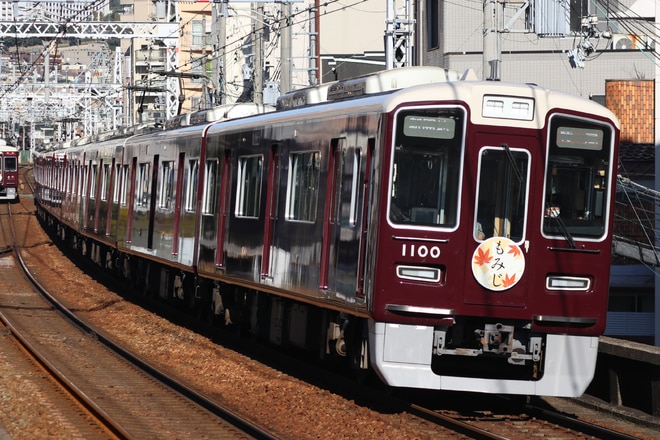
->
[368,321,599,397]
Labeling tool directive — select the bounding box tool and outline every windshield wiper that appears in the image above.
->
[546,204,576,249]
[501,143,523,184]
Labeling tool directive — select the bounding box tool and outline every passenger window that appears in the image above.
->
[185,160,199,213]
[136,162,150,207]
[347,148,361,227]
[100,164,109,201]
[236,155,263,218]
[202,159,218,215]
[119,165,129,205]
[159,161,174,209]
[285,151,320,222]
[90,164,98,199]
[112,164,121,203]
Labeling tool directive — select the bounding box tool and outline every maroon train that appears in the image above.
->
[33,67,620,396]
[0,141,19,202]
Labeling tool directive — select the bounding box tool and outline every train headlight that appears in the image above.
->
[546,275,591,291]
[396,265,441,283]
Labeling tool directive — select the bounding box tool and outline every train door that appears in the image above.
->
[147,155,159,250]
[320,138,370,297]
[466,134,533,307]
[215,150,232,268]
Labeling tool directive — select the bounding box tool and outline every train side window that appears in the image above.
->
[236,155,263,218]
[159,161,174,209]
[136,162,151,207]
[112,164,121,203]
[202,159,218,215]
[119,165,129,205]
[90,164,98,199]
[285,151,320,222]
[75,162,81,197]
[475,147,529,242]
[347,148,361,227]
[185,160,199,213]
[100,164,109,201]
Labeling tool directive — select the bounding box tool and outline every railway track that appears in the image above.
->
[5,165,657,439]
[0,195,279,439]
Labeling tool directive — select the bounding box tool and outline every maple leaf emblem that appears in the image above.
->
[507,245,521,258]
[502,273,517,288]
[473,247,492,267]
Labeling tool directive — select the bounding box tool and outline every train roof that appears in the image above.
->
[0,140,18,153]
[276,66,473,110]
[205,72,620,135]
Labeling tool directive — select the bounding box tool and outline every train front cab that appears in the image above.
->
[367,86,619,396]
[0,147,19,201]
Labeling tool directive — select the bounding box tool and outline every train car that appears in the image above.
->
[0,141,19,202]
[33,67,620,397]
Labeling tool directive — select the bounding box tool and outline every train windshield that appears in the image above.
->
[475,147,529,242]
[4,156,17,172]
[389,107,464,228]
[543,115,614,239]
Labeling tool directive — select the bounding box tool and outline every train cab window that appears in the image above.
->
[4,156,17,172]
[389,107,464,228]
[236,155,263,218]
[543,116,613,239]
[285,151,320,222]
[475,147,529,242]
[202,159,218,215]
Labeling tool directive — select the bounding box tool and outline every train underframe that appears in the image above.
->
[36,206,599,396]
[37,206,370,375]
[0,184,18,201]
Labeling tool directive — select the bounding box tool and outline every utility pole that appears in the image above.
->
[281,2,292,94]
[385,0,414,69]
[253,3,264,104]
[654,0,660,346]
[309,0,319,86]
[483,0,501,80]
[212,1,227,105]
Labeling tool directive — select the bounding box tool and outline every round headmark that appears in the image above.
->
[472,237,525,291]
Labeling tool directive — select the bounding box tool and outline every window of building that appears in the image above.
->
[426,0,439,50]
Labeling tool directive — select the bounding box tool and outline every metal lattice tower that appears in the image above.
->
[0,0,179,138]
[385,0,414,69]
